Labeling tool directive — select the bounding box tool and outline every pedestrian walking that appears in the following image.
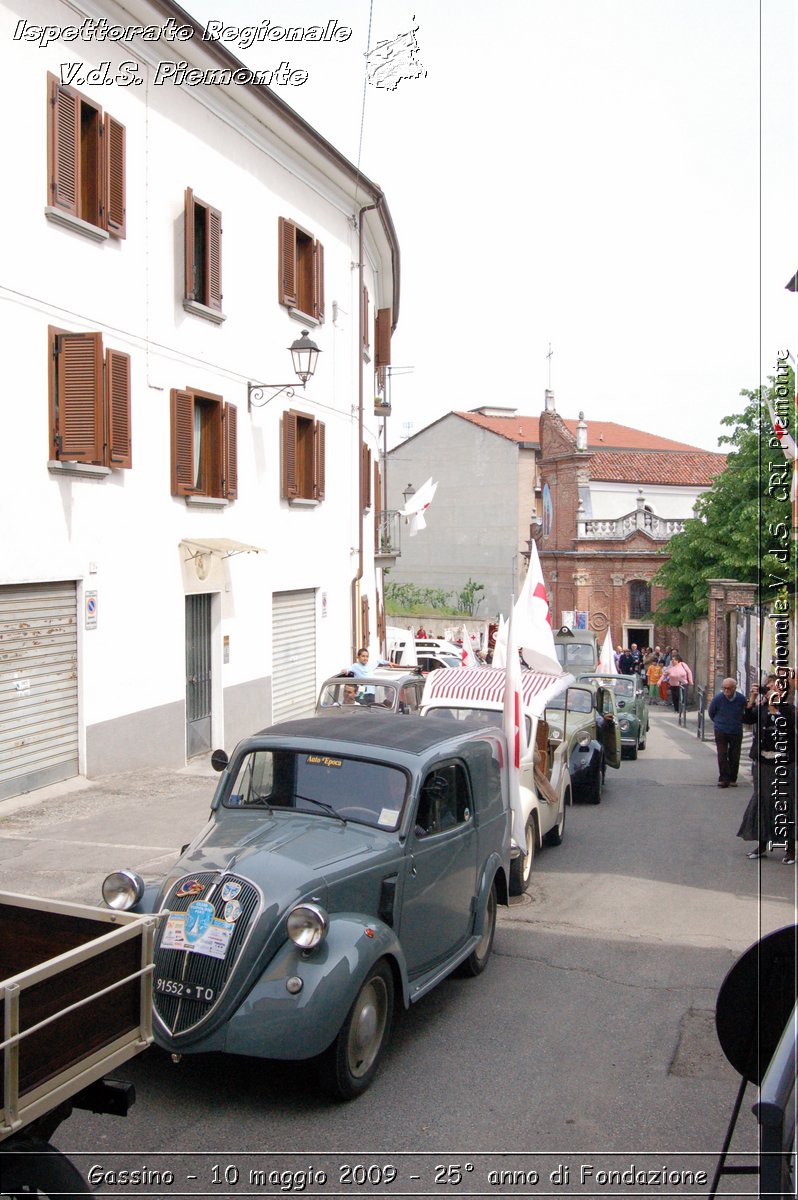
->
[707,678,747,787]
[737,684,797,863]
[646,659,664,705]
[618,648,635,675]
[663,653,693,712]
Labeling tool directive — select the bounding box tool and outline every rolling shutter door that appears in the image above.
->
[0,582,78,801]
[272,590,316,723]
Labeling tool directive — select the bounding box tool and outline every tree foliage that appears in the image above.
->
[653,370,795,626]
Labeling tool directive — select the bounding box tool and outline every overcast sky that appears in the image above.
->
[181,0,796,453]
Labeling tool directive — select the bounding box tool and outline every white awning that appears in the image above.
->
[180,538,266,561]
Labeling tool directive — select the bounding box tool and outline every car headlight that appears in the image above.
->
[619,719,630,732]
[287,903,329,950]
[549,729,563,743]
[576,731,591,748]
[102,870,144,911]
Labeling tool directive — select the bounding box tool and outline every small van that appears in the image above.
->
[554,626,600,672]
[420,666,573,893]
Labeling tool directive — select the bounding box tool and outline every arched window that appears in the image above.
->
[628,580,651,619]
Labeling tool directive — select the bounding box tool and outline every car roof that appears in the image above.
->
[250,713,498,756]
[321,670,422,686]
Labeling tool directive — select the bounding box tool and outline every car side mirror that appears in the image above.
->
[211,749,229,772]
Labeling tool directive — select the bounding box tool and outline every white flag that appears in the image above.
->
[460,625,478,668]
[597,628,615,673]
[402,627,418,668]
[514,541,559,672]
[502,604,529,852]
[492,614,507,669]
[399,477,438,536]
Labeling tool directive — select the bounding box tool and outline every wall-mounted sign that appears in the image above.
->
[85,590,98,629]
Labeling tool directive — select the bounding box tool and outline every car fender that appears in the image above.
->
[476,852,509,921]
[219,913,408,1061]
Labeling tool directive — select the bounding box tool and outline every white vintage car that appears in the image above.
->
[420,666,574,894]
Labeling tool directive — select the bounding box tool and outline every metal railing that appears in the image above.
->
[678,684,688,726]
[375,510,402,562]
[696,686,707,740]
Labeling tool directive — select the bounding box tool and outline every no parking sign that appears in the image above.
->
[85,590,98,629]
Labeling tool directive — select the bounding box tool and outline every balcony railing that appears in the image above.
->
[578,509,686,540]
[375,510,402,564]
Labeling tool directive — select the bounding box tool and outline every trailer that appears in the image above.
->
[1,891,158,1195]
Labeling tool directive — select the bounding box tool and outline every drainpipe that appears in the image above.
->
[351,199,381,658]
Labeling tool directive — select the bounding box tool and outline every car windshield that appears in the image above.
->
[555,642,597,668]
[318,681,397,709]
[545,689,593,714]
[224,750,407,831]
[589,676,634,697]
[427,705,531,740]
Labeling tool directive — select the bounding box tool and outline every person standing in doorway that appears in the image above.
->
[708,678,747,787]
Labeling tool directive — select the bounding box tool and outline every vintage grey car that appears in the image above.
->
[315,670,425,715]
[578,672,650,758]
[102,716,511,1100]
[544,683,621,803]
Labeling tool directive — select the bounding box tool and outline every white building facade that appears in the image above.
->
[1,0,399,799]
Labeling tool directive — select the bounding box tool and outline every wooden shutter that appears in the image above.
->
[313,240,325,322]
[184,188,196,300]
[103,113,126,237]
[223,403,238,500]
[278,218,297,307]
[48,74,79,216]
[361,443,372,511]
[106,348,131,468]
[314,420,326,501]
[207,206,222,310]
[56,333,103,463]
[375,308,392,369]
[282,410,299,498]
[170,389,194,496]
[361,595,370,651]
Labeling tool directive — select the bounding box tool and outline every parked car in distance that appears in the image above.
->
[554,626,600,673]
[101,716,511,1100]
[420,666,574,894]
[578,672,649,758]
[316,670,425,715]
[387,630,463,660]
[391,645,462,673]
[544,682,621,803]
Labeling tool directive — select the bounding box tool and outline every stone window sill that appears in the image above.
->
[48,460,111,480]
[183,299,227,324]
[45,207,109,242]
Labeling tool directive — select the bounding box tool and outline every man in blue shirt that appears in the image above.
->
[708,678,748,788]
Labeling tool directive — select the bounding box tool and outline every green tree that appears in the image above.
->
[653,371,794,626]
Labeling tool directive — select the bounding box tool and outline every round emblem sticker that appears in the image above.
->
[224,899,242,923]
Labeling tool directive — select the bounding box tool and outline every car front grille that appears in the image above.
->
[153,871,261,1037]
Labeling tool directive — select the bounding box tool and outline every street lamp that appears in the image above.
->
[247,330,321,410]
[402,483,416,506]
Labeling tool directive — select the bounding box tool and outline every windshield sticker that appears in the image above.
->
[379,808,400,827]
[306,755,343,768]
[221,880,242,901]
[162,908,234,960]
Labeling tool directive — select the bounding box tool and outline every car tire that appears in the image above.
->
[544,792,567,846]
[587,757,603,804]
[0,1138,91,1196]
[458,882,497,977]
[509,817,535,894]
[318,961,394,1101]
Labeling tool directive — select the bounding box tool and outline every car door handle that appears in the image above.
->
[408,855,417,877]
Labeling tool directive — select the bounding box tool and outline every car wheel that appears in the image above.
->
[458,882,497,977]
[0,1138,92,1196]
[319,961,394,1101]
[509,817,535,894]
[544,792,567,846]
[587,757,603,804]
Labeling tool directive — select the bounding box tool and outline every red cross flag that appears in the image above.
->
[460,625,478,668]
[513,540,559,673]
[502,604,529,850]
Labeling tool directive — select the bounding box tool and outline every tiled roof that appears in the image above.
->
[454,410,717,453]
[589,450,725,485]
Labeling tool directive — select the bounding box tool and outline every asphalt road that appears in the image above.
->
[2,706,796,1196]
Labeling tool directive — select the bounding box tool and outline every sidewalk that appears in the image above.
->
[0,757,218,906]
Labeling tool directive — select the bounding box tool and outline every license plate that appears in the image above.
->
[155,977,216,1004]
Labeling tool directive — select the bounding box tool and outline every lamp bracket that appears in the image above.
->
[247,383,299,411]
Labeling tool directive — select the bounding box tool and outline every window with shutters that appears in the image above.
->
[46,73,126,240]
[48,327,131,470]
[281,410,325,503]
[278,217,325,323]
[184,188,224,321]
[361,443,372,512]
[170,388,237,502]
[374,307,391,393]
